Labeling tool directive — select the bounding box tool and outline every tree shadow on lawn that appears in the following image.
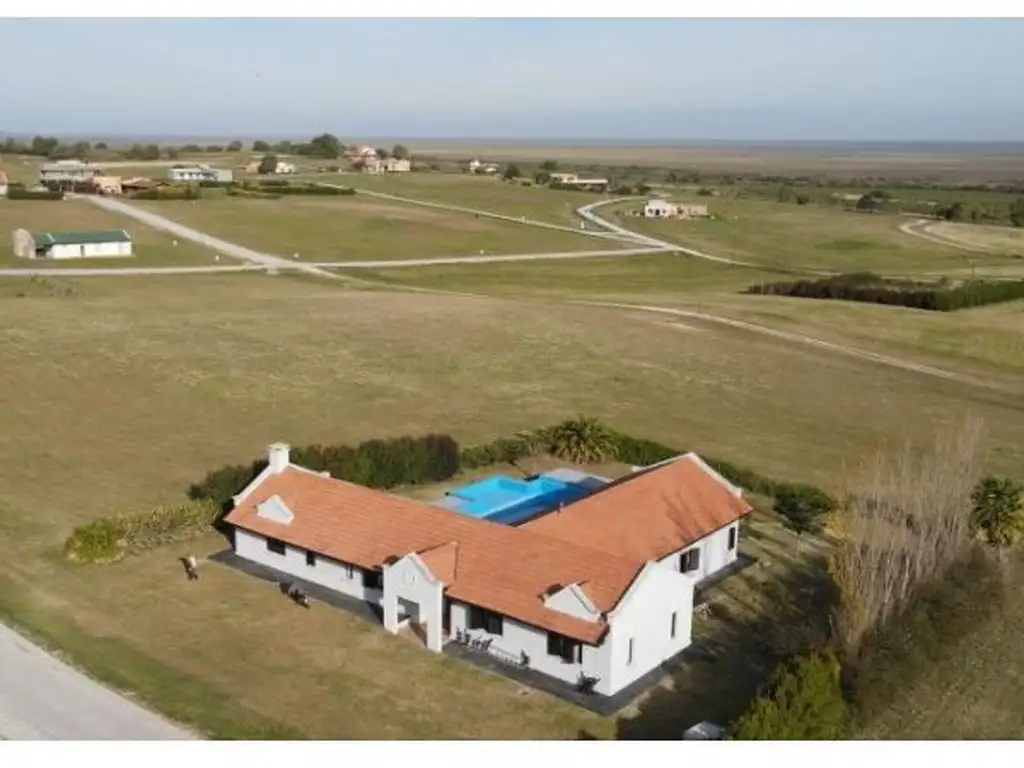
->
[615,554,836,740]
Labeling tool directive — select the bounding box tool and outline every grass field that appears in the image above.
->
[0,199,218,268]
[326,171,607,226]
[407,144,1024,184]
[340,254,1024,386]
[130,195,607,262]
[601,198,1024,276]
[1,273,1022,738]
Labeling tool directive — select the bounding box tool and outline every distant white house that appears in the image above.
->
[11,228,133,260]
[643,200,709,219]
[0,171,7,198]
[359,157,411,174]
[39,160,103,185]
[223,444,751,698]
[274,161,296,174]
[468,159,500,175]
[547,172,609,190]
[167,165,233,183]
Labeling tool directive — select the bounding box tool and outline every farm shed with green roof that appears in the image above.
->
[11,229,133,260]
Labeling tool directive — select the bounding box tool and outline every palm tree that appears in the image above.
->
[546,416,616,464]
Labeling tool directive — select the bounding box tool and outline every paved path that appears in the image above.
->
[85,196,343,280]
[899,217,996,253]
[0,623,193,740]
[0,265,258,277]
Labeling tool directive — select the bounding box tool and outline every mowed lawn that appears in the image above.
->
[605,198,1024,275]
[1,274,1023,738]
[342,253,1024,383]
[0,199,218,268]
[131,195,608,262]
[316,171,606,227]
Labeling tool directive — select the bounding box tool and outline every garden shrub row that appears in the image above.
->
[460,419,827,504]
[188,434,461,507]
[65,500,221,564]
[6,186,63,201]
[250,182,356,196]
[747,272,1024,312]
[75,418,833,566]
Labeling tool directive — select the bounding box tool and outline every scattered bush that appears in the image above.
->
[747,272,1024,312]
[188,459,268,507]
[65,500,221,563]
[773,483,836,536]
[545,416,617,464]
[970,475,1024,547]
[731,652,851,739]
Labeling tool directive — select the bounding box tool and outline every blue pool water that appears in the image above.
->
[446,474,592,526]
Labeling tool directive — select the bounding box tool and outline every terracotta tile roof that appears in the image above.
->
[523,455,752,562]
[417,541,459,584]
[224,469,643,643]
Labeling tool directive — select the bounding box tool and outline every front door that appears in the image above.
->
[442,597,451,634]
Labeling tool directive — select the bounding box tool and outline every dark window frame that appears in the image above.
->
[671,611,678,639]
[728,526,737,551]
[265,537,286,556]
[627,637,635,665]
[547,632,583,664]
[680,547,701,573]
[305,550,317,567]
[468,605,504,636]
[362,568,383,590]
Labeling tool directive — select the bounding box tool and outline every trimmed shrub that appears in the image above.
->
[188,459,268,507]
[65,500,222,563]
[608,430,677,466]
[747,273,1024,312]
[6,187,63,200]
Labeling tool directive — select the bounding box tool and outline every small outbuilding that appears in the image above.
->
[0,171,8,198]
[12,229,134,260]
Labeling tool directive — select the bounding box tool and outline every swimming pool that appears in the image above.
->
[445,474,593,526]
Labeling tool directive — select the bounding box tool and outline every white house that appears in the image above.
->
[274,161,296,174]
[167,165,233,183]
[224,444,751,698]
[468,159,499,175]
[11,228,133,259]
[0,171,8,197]
[643,200,709,219]
[39,160,103,186]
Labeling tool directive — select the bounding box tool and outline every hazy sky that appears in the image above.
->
[1,18,1021,141]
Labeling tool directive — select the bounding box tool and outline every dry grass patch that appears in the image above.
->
[130,195,605,262]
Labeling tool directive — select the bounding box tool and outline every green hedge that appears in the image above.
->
[6,187,63,200]
[188,434,461,506]
[747,272,1024,312]
[65,500,221,563]
[460,418,824,502]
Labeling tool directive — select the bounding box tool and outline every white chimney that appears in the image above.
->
[268,442,290,473]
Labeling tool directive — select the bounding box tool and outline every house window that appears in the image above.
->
[728,526,737,551]
[362,569,383,590]
[680,547,701,573]
[265,537,286,556]
[671,612,678,639]
[468,606,504,636]
[627,638,635,665]
[344,563,354,579]
[305,550,317,567]
[547,633,583,664]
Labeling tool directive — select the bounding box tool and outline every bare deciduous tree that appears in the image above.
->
[830,417,985,656]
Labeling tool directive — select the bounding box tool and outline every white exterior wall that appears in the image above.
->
[604,565,695,694]
[448,602,613,690]
[47,241,132,259]
[658,524,740,583]
[233,528,383,605]
[382,556,444,651]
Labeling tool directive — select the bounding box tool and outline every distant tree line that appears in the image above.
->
[746,271,1024,311]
